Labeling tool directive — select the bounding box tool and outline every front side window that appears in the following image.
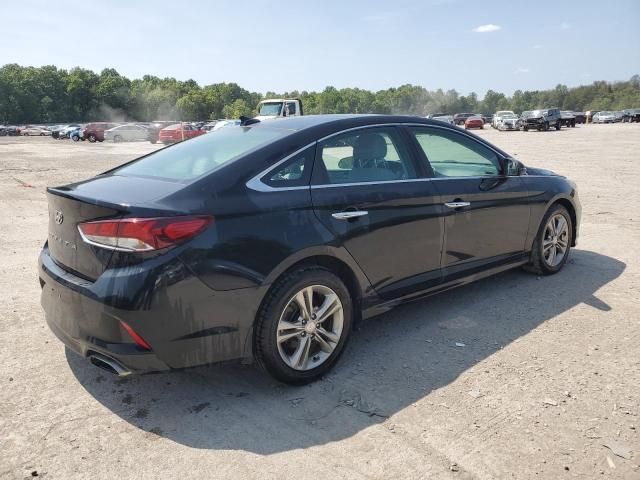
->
[411,127,501,178]
[115,126,287,181]
[317,128,417,184]
[285,102,297,115]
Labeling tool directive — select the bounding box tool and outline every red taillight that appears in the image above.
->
[78,216,213,251]
[120,320,152,350]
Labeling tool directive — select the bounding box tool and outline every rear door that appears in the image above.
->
[407,126,530,280]
[310,126,443,299]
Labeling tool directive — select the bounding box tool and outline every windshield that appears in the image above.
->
[115,126,287,181]
[259,102,283,116]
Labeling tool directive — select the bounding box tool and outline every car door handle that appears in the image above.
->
[331,211,369,220]
[444,201,471,208]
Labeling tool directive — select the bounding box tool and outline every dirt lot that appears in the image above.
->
[1,124,639,479]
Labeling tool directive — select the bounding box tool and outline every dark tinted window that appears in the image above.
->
[317,128,416,184]
[263,146,313,187]
[411,127,501,177]
[116,127,287,181]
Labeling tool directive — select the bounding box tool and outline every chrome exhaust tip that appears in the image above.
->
[88,353,131,377]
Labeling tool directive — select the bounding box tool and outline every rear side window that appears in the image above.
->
[411,127,501,177]
[116,127,287,181]
[316,128,416,184]
[263,145,314,187]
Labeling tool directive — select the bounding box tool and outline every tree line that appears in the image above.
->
[1,63,638,124]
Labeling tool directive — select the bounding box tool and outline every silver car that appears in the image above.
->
[593,111,616,124]
[104,124,150,142]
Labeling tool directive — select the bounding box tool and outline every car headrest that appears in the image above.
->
[353,133,387,166]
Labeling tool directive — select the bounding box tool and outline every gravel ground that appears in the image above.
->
[1,124,639,479]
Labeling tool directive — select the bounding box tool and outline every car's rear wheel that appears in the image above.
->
[255,267,353,384]
[113,135,123,143]
[525,204,572,275]
[87,134,96,143]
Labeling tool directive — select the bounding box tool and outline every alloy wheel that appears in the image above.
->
[276,285,344,371]
[542,213,569,267]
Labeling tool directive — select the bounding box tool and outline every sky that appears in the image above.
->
[2,0,639,96]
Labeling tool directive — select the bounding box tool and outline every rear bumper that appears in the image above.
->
[39,244,262,375]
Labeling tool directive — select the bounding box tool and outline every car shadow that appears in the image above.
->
[67,249,625,454]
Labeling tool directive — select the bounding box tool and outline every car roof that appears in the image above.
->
[246,114,437,132]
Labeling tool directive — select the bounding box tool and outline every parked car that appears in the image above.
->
[573,112,586,124]
[560,111,577,128]
[158,123,206,144]
[522,108,562,131]
[491,111,515,128]
[592,111,616,124]
[495,113,520,131]
[201,122,218,132]
[453,113,475,126]
[432,114,454,125]
[70,127,82,141]
[464,115,484,130]
[21,126,51,136]
[81,122,118,142]
[426,113,448,119]
[57,124,83,139]
[0,126,21,136]
[104,124,151,143]
[39,114,581,384]
[624,109,640,122]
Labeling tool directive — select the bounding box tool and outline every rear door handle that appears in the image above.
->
[331,211,369,220]
[444,201,471,208]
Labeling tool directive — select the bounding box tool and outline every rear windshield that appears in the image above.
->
[115,126,287,181]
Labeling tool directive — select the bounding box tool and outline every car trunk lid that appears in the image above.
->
[46,175,184,280]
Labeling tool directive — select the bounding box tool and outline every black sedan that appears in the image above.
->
[39,115,581,384]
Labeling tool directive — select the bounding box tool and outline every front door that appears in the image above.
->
[407,126,530,281]
[310,126,443,299]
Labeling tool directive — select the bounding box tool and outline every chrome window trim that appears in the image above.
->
[246,122,517,192]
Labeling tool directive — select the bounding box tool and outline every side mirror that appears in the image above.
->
[505,158,526,176]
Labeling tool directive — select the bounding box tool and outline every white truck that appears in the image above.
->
[255,98,304,121]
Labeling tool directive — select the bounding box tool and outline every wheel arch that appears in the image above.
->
[247,249,373,359]
[550,197,578,247]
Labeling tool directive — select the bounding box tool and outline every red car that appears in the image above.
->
[158,123,205,144]
[82,122,118,142]
[464,116,484,130]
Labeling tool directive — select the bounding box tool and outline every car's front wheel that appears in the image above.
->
[526,204,573,275]
[87,134,96,143]
[255,267,353,384]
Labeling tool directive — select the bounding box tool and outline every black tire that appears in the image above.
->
[87,134,97,143]
[71,135,79,142]
[525,204,573,276]
[255,267,353,385]
[544,122,550,131]
[523,126,529,131]
[555,122,561,131]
